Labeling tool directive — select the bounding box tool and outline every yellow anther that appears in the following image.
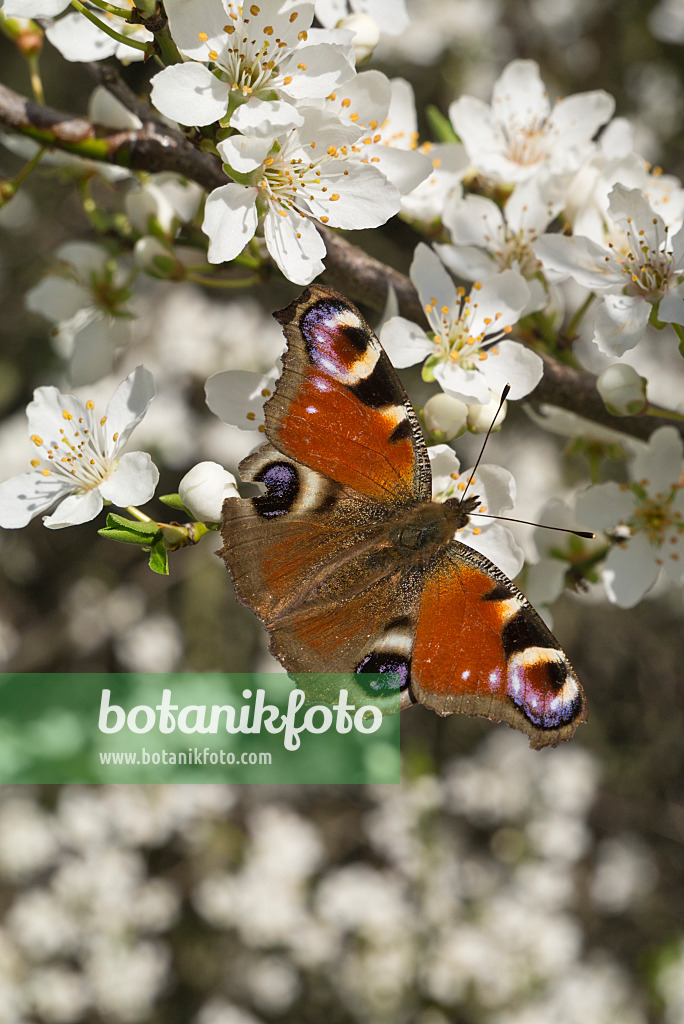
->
[62,410,73,420]
[31,434,43,446]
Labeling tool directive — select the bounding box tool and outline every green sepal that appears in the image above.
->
[158,493,190,513]
[421,353,441,382]
[426,104,459,143]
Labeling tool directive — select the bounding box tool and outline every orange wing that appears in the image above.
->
[266,286,431,505]
[411,543,586,748]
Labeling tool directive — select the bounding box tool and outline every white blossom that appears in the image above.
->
[0,367,158,530]
[151,0,354,135]
[535,184,684,355]
[205,109,400,284]
[449,59,614,185]
[380,243,539,404]
[576,426,684,606]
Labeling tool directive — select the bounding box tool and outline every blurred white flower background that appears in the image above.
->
[2,0,684,1021]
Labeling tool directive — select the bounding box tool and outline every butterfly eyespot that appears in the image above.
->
[252,461,299,518]
[356,652,410,692]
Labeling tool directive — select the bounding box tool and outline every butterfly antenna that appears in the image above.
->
[469,511,595,540]
[459,384,595,540]
[458,384,510,507]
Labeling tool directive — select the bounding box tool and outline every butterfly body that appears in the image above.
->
[221,286,586,748]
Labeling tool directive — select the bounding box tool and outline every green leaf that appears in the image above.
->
[426,104,459,143]
[98,513,161,546]
[148,536,169,575]
[158,493,190,513]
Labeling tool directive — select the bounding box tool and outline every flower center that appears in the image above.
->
[630,485,684,547]
[30,404,113,493]
[608,218,674,300]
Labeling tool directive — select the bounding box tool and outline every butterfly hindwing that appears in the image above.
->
[411,542,586,748]
[267,286,431,504]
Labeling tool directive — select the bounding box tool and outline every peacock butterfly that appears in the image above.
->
[220,286,586,748]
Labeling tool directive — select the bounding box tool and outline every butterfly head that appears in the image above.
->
[443,493,481,532]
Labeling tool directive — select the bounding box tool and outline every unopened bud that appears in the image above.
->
[179,462,239,523]
[337,12,380,64]
[134,237,184,279]
[467,394,507,433]
[597,364,648,416]
[422,392,468,442]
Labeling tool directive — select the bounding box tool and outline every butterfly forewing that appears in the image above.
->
[267,286,431,505]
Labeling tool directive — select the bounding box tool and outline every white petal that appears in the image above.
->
[467,269,529,337]
[602,534,660,607]
[479,339,543,401]
[205,368,279,430]
[409,244,456,326]
[218,134,274,174]
[99,451,159,507]
[534,234,622,289]
[443,193,504,249]
[463,522,525,579]
[150,63,229,126]
[46,13,119,61]
[468,463,516,516]
[434,362,492,404]
[89,86,143,130]
[608,184,664,247]
[69,315,126,387]
[43,489,104,530]
[26,387,88,453]
[524,557,568,608]
[428,444,461,495]
[263,206,326,285]
[25,278,91,324]
[493,60,550,127]
[658,283,684,325]
[279,42,354,98]
[378,317,433,368]
[550,91,615,148]
[5,0,70,13]
[448,96,502,170]
[632,426,683,496]
[203,184,259,264]
[56,241,110,277]
[361,145,431,196]
[308,162,400,229]
[230,98,303,138]
[593,295,650,357]
[435,243,496,282]
[103,366,157,455]
[0,471,72,529]
[575,482,634,531]
[163,0,229,58]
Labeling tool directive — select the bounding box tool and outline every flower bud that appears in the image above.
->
[422,393,468,441]
[597,364,648,416]
[467,394,507,433]
[179,462,239,523]
[134,237,184,279]
[337,13,381,64]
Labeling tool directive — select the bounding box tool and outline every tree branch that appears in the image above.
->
[0,81,225,190]
[0,81,681,443]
